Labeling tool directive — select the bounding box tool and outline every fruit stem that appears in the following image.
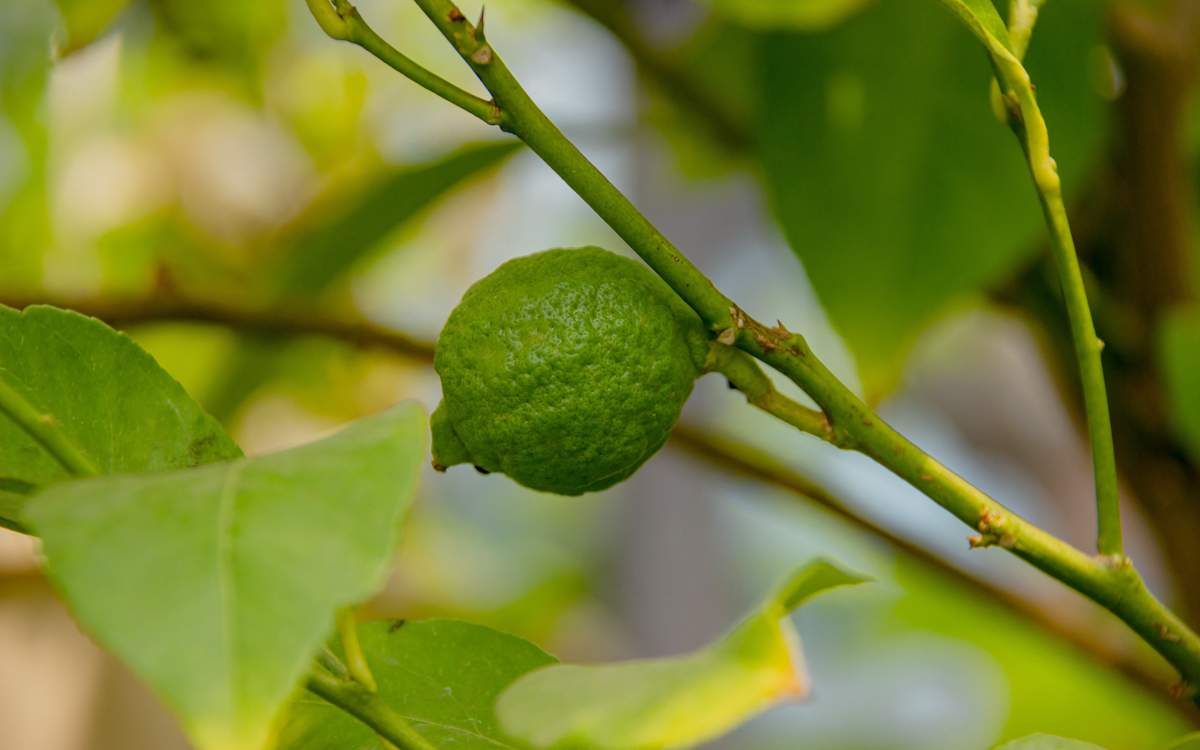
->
[706,345,843,447]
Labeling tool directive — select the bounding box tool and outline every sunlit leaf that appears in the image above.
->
[703,0,869,30]
[277,618,557,750]
[51,0,135,55]
[1160,306,1200,464]
[755,0,1104,397]
[496,559,868,750]
[995,734,1107,750]
[27,403,427,750]
[276,140,523,296]
[0,305,240,501]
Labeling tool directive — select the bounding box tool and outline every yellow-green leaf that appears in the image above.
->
[27,403,427,750]
[496,559,868,750]
[51,0,135,55]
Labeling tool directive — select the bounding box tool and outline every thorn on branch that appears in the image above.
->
[968,509,1016,549]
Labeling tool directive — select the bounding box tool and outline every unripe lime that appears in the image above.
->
[432,246,709,495]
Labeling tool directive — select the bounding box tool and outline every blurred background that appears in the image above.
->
[3,0,1200,747]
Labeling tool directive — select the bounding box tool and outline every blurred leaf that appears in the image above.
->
[755,0,1104,398]
[198,141,521,422]
[0,305,240,498]
[995,735,1107,750]
[1166,734,1200,750]
[0,1,55,286]
[51,0,134,55]
[148,0,287,76]
[27,403,427,750]
[1160,305,1200,464]
[703,0,869,30]
[497,560,867,750]
[276,140,522,297]
[277,618,557,750]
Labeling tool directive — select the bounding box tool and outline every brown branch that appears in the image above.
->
[3,290,1194,720]
[0,292,436,363]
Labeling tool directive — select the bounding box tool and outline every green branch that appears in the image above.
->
[307,668,439,750]
[307,0,1200,700]
[306,0,501,125]
[938,0,1123,558]
[0,380,99,478]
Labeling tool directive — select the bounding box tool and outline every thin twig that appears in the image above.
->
[305,0,501,125]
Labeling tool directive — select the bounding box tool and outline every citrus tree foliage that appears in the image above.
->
[5,0,1200,749]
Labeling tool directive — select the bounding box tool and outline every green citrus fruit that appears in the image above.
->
[432,246,709,495]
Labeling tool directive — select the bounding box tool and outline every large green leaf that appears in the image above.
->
[703,0,869,30]
[0,305,240,497]
[277,618,557,750]
[1161,306,1200,464]
[756,0,1104,397]
[276,141,522,296]
[27,403,427,750]
[51,0,135,55]
[995,735,1107,750]
[497,560,867,750]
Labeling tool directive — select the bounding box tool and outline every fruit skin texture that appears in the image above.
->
[432,246,709,495]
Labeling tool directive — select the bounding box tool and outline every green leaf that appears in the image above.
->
[1160,306,1200,464]
[702,0,869,30]
[26,403,427,750]
[755,0,1104,397]
[51,0,135,55]
[496,559,868,750]
[995,735,1107,750]
[276,141,522,296]
[277,618,557,750]
[0,305,240,492]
